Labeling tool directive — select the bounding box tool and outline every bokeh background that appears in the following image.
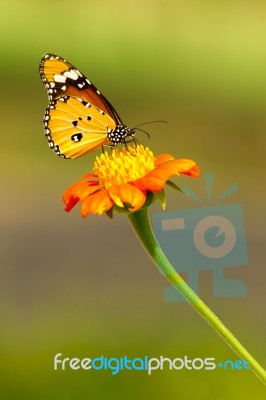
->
[1,0,265,398]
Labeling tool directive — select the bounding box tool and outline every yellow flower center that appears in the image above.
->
[93,145,155,188]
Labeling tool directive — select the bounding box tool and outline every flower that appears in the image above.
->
[63,145,200,217]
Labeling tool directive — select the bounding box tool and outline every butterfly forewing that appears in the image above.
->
[45,96,115,159]
[40,54,122,123]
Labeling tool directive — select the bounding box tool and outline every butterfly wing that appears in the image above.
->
[40,53,123,125]
[44,96,116,159]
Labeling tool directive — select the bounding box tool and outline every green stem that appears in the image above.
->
[128,208,266,384]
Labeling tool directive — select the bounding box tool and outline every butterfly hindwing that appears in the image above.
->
[44,96,116,159]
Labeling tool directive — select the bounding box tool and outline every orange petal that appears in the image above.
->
[63,181,100,204]
[64,195,80,212]
[134,170,168,192]
[82,173,98,180]
[135,162,179,192]
[172,159,200,177]
[108,184,146,212]
[154,153,175,166]
[107,187,124,208]
[81,189,113,217]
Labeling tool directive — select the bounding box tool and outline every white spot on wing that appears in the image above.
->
[75,69,83,77]
[54,74,66,83]
[63,69,79,80]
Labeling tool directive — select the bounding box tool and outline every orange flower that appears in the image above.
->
[63,145,200,217]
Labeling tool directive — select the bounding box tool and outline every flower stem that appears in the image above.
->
[127,208,266,384]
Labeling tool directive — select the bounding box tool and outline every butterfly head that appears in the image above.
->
[107,125,135,145]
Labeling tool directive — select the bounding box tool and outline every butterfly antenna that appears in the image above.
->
[133,120,168,129]
[134,127,151,139]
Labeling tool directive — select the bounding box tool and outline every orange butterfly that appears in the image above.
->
[39,54,135,159]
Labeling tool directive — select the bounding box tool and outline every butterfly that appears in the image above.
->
[39,54,135,159]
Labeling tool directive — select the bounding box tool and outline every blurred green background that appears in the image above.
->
[1,0,265,398]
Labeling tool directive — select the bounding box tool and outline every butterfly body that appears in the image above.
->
[40,54,135,159]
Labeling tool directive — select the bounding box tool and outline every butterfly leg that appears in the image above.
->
[102,144,115,154]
